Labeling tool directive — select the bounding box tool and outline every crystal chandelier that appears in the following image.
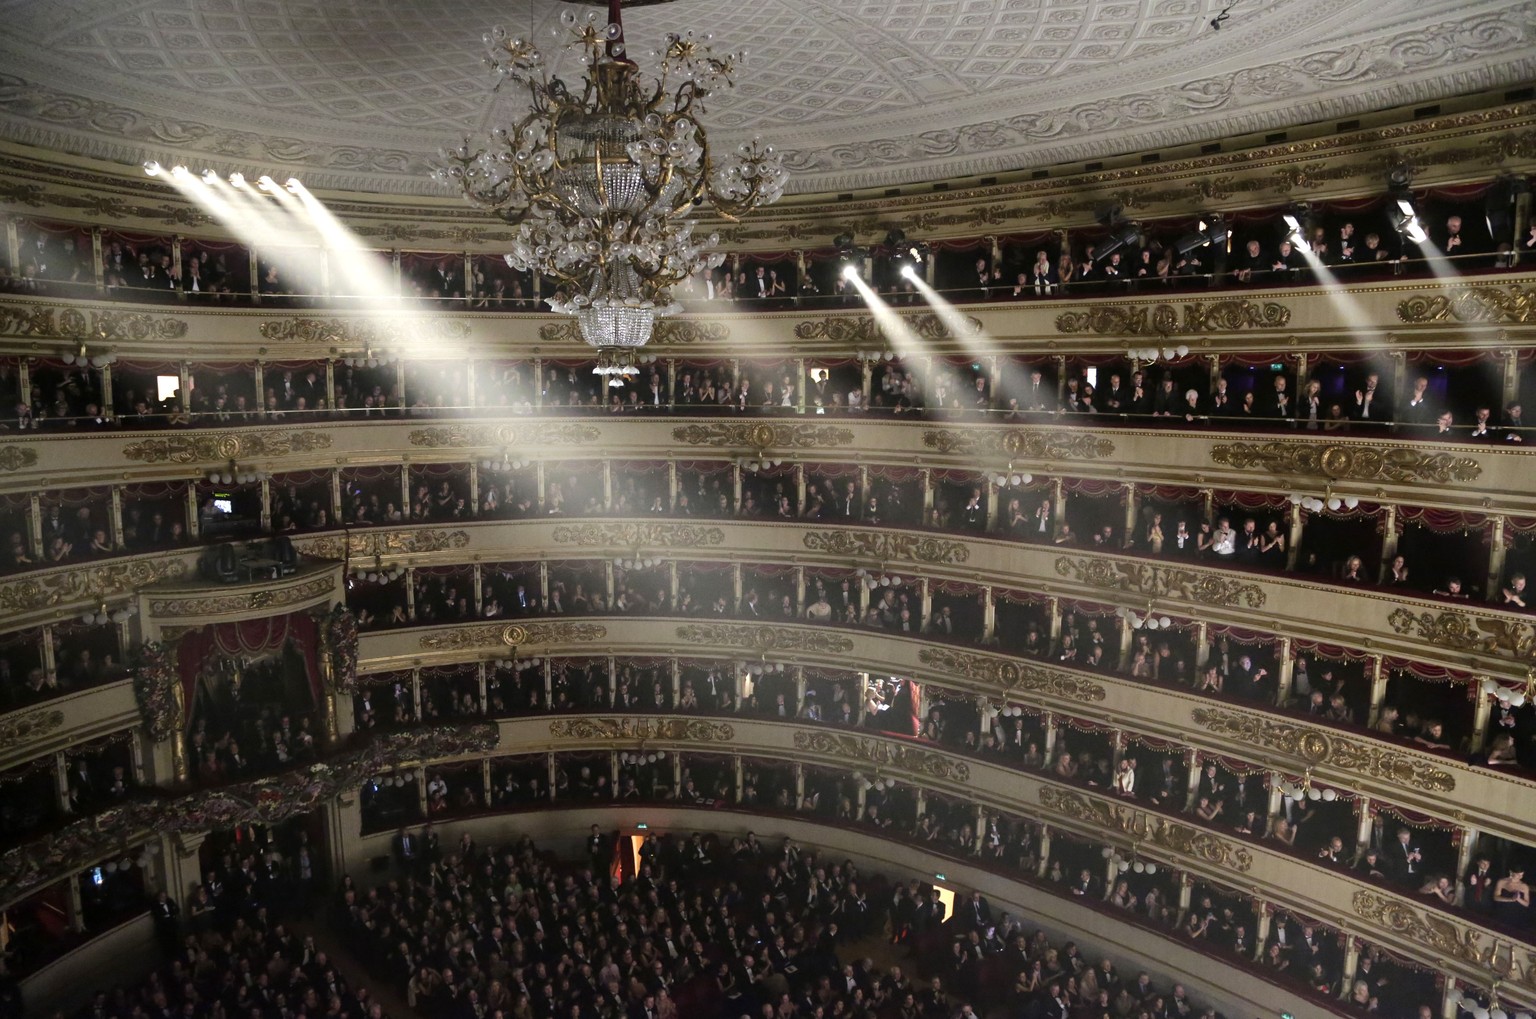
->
[435,0,788,370]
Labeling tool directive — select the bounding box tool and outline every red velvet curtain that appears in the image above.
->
[175,611,319,730]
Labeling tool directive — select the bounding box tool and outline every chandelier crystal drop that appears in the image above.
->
[434,0,788,357]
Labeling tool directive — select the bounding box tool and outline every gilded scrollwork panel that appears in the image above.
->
[801,530,969,565]
[0,305,188,341]
[1189,707,1456,792]
[792,729,970,783]
[1053,555,1266,608]
[1351,889,1489,965]
[551,523,726,548]
[674,623,855,655]
[122,431,332,465]
[0,556,188,614]
[1054,300,1290,336]
[407,423,601,448]
[146,574,335,618]
[921,429,1115,460]
[1038,787,1252,873]
[915,646,1106,702]
[0,447,38,472]
[0,708,64,746]
[1209,440,1481,484]
[669,422,855,449]
[257,317,471,345]
[548,717,735,742]
[792,312,980,343]
[418,621,608,652]
[294,529,471,561]
[1387,607,1536,662]
[1395,284,1536,325]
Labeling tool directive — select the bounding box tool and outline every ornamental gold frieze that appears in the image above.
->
[0,555,187,614]
[1209,440,1481,485]
[1037,787,1251,873]
[801,530,969,566]
[551,522,726,549]
[792,312,981,344]
[256,317,471,346]
[915,646,1106,703]
[0,722,497,907]
[418,620,608,652]
[0,447,37,472]
[122,431,333,465]
[921,429,1115,461]
[1054,556,1266,609]
[0,304,188,341]
[792,729,970,784]
[146,574,335,618]
[1387,607,1536,662]
[407,423,601,449]
[1054,299,1290,336]
[295,528,471,561]
[1189,707,1455,793]
[1350,890,1488,966]
[670,422,855,450]
[674,623,855,655]
[548,717,735,743]
[1395,284,1536,325]
[0,708,64,747]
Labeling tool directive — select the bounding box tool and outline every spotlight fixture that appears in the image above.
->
[841,263,859,280]
[228,173,247,189]
[142,161,163,177]
[1173,216,1229,256]
[900,264,918,280]
[1390,200,1428,244]
[170,165,190,177]
[1280,212,1311,252]
[1094,220,1142,262]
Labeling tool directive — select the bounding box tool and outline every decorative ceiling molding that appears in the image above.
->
[0,2,1530,196]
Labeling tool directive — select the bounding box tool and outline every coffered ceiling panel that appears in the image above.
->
[0,0,1530,196]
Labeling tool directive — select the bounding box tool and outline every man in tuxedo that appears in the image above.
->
[964,890,992,931]
[1386,827,1422,886]
[1400,376,1435,428]
[395,827,419,872]
[1351,372,1392,423]
[1266,375,1292,420]
[1022,368,1052,413]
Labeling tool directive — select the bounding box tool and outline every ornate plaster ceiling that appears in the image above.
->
[0,0,1531,197]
